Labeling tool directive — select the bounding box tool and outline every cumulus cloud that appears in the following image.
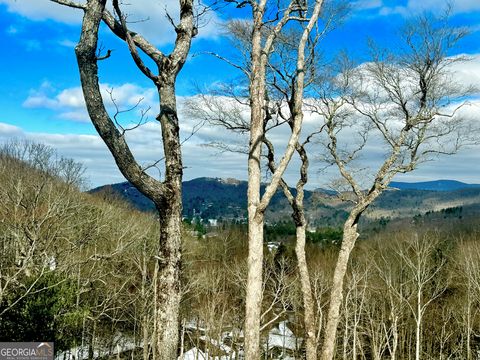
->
[0,0,85,24]
[8,83,252,186]
[0,0,224,45]
[451,54,480,93]
[0,120,248,188]
[23,82,157,123]
[2,90,480,189]
[10,50,480,188]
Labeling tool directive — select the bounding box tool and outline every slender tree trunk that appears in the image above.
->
[295,224,317,360]
[321,217,359,360]
[245,13,267,358]
[141,242,150,360]
[466,292,472,360]
[415,294,421,360]
[179,319,186,359]
[342,312,348,360]
[391,314,398,360]
[245,215,264,359]
[156,201,182,360]
[244,126,264,360]
[88,321,96,360]
[353,320,357,360]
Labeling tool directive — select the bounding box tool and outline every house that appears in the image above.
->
[263,321,302,359]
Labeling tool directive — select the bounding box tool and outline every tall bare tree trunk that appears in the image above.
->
[155,82,184,360]
[415,289,422,360]
[321,216,359,360]
[245,216,264,359]
[156,202,182,359]
[466,292,472,360]
[244,12,267,358]
[244,0,323,356]
[295,223,317,360]
[245,173,265,359]
[391,314,399,360]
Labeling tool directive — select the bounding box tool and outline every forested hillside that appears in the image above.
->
[0,144,159,353]
[4,145,480,359]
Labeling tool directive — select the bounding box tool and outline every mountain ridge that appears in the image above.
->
[389,179,480,191]
[89,178,480,225]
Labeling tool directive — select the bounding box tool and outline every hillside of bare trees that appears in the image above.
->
[2,143,480,359]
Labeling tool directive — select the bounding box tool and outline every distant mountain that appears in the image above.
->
[90,177,347,224]
[389,180,480,192]
[90,178,480,226]
[91,177,271,220]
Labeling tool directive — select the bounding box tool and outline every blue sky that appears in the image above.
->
[1,0,480,188]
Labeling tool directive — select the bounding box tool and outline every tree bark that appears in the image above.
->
[245,216,264,359]
[244,8,267,358]
[153,81,184,360]
[295,223,317,360]
[321,216,359,360]
[156,200,182,360]
[415,292,421,360]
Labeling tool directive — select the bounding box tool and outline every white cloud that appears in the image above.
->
[0,123,24,137]
[23,94,58,109]
[23,82,157,123]
[406,0,480,13]
[0,120,248,188]
[9,84,253,186]
[0,0,85,24]
[0,0,223,45]
[450,54,480,92]
[11,50,480,188]
[378,0,480,16]
[59,110,90,122]
[2,87,480,189]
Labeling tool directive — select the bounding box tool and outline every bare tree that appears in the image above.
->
[371,239,408,360]
[49,0,198,358]
[264,137,320,359]
[456,236,480,360]
[312,13,475,360]
[245,1,326,355]
[340,262,368,360]
[187,2,325,356]
[0,141,84,316]
[388,233,449,360]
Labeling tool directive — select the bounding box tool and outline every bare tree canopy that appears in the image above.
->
[311,12,478,360]
[50,0,198,358]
